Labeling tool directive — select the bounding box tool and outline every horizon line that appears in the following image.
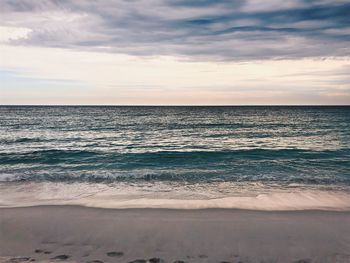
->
[1,104,350,107]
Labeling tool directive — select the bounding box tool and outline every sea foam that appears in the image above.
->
[1,182,349,211]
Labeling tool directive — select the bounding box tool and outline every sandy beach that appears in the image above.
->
[1,206,350,263]
[2,0,350,259]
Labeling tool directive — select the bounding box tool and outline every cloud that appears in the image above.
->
[0,0,349,60]
[0,43,349,104]
[0,26,32,43]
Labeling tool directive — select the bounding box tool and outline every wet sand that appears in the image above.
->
[0,206,350,263]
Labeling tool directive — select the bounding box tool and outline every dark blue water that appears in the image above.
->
[0,106,349,187]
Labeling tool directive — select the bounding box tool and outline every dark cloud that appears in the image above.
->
[1,0,349,60]
[167,0,242,8]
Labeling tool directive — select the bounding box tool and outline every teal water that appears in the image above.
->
[0,106,349,187]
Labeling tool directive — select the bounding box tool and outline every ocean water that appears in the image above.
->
[0,106,350,210]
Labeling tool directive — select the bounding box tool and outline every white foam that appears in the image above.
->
[0,182,349,211]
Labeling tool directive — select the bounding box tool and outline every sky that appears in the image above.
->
[0,0,349,105]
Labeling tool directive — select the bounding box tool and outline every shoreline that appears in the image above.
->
[2,204,350,213]
[1,205,350,263]
[1,182,350,212]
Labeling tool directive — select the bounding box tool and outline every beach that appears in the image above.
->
[0,107,349,262]
[1,206,350,263]
[1,0,350,259]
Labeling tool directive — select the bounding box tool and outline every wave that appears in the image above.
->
[0,181,349,211]
[2,173,350,186]
[0,148,349,184]
[1,148,349,164]
[0,148,350,185]
[0,149,100,165]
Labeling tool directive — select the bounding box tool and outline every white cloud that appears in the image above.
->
[241,0,304,12]
[0,26,32,43]
[1,44,349,104]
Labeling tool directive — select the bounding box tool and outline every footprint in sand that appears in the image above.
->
[7,258,31,263]
[128,258,167,263]
[106,251,124,257]
[50,255,70,261]
[149,258,166,263]
[128,260,147,263]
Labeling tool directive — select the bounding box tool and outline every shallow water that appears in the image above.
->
[0,106,349,209]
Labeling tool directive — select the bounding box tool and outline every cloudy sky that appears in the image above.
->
[0,0,349,105]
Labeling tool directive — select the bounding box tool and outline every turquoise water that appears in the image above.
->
[0,106,349,187]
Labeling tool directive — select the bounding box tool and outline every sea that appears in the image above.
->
[0,106,349,210]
